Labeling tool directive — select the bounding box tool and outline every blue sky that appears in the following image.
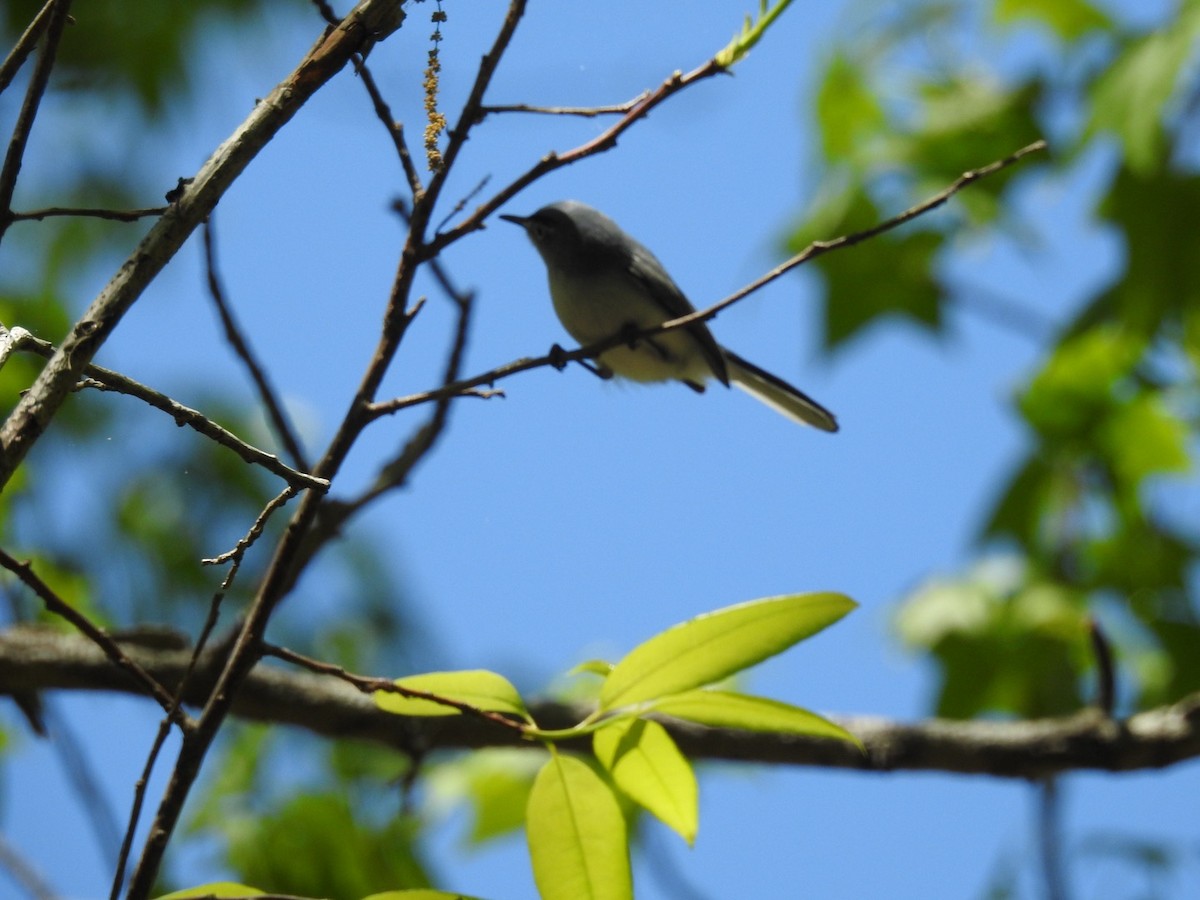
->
[4,2,1198,898]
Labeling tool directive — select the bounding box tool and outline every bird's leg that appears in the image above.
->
[549,343,614,381]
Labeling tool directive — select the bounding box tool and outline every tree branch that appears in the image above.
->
[3,629,1197,780]
[0,0,72,244]
[0,325,327,492]
[0,0,406,492]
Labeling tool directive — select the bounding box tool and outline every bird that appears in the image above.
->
[500,201,838,432]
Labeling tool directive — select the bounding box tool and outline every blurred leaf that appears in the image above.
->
[3,0,273,113]
[593,719,697,844]
[651,690,861,746]
[896,567,1090,718]
[1088,6,1200,175]
[1018,327,1142,438]
[600,593,855,710]
[993,0,1110,40]
[224,792,431,896]
[1093,168,1200,335]
[788,186,943,348]
[1099,395,1190,489]
[526,754,632,900]
[187,725,274,834]
[816,53,887,163]
[426,748,543,845]
[375,670,528,719]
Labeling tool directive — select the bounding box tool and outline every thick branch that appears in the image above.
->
[3,629,1196,780]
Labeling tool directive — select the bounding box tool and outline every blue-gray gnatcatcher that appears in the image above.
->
[500,201,838,432]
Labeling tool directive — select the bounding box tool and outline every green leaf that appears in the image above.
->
[1099,395,1190,489]
[594,719,698,844]
[155,885,264,899]
[1096,168,1200,336]
[1019,327,1142,437]
[815,53,886,163]
[600,593,855,710]
[993,0,1110,40]
[374,670,528,719]
[1088,7,1200,175]
[526,754,632,900]
[571,659,615,678]
[651,690,860,747]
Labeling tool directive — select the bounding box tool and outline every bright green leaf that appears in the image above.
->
[527,754,632,900]
[594,719,698,844]
[600,593,855,710]
[651,690,861,748]
[155,885,264,899]
[374,670,527,719]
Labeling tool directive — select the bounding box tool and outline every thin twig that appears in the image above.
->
[657,139,1050,332]
[202,486,299,566]
[0,0,73,245]
[8,206,166,222]
[424,57,727,256]
[369,140,1049,417]
[313,0,424,197]
[203,219,310,472]
[109,721,172,900]
[1,326,327,491]
[0,1,58,95]
[0,548,191,727]
[479,93,651,119]
[263,642,528,733]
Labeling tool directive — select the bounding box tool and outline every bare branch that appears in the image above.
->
[202,486,299,567]
[0,552,190,728]
[0,1,59,95]
[202,219,310,472]
[425,58,729,255]
[0,325,327,491]
[0,0,72,244]
[8,206,166,222]
[4,629,1198,779]
[479,93,651,118]
[0,0,406,491]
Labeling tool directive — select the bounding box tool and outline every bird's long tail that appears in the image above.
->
[724,349,839,432]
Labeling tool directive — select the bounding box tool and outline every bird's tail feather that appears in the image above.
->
[724,349,839,432]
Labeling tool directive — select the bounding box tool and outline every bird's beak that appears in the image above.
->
[499,213,529,227]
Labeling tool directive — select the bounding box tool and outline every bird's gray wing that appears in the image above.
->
[624,242,729,385]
